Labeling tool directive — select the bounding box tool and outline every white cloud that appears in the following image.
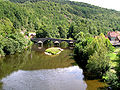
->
[70,0,120,11]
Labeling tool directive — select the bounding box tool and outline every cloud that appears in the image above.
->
[70,0,120,11]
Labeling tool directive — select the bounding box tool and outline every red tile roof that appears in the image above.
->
[108,31,120,37]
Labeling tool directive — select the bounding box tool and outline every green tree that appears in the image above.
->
[86,50,110,77]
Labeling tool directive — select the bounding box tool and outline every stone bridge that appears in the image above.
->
[31,38,76,47]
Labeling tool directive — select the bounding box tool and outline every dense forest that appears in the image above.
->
[0,0,120,39]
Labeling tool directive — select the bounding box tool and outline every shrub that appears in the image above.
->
[103,70,119,89]
[86,50,111,77]
[0,48,5,56]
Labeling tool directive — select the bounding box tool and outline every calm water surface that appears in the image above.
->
[0,44,107,90]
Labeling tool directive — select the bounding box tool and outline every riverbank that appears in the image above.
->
[0,37,33,58]
[45,47,63,55]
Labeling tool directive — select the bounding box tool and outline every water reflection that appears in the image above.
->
[1,66,87,90]
[0,45,78,90]
[0,45,74,78]
[0,82,2,89]
[0,44,107,90]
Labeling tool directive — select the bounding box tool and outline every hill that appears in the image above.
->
[0,0,120,39]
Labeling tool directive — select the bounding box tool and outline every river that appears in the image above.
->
[0,44,107,90]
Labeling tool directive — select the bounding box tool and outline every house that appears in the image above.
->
[107,31,120,41]
[29,32,36,38]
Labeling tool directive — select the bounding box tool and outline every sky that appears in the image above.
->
[70,0,120,11]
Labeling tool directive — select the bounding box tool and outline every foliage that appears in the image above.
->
[108,53,117,60]
[103,70,119,89]
[115,51,120,88]
[0,0,120,88]
[0,0,120,39]
[101,50,120,89]
[74,33,94,68]
[0,18,31,56]
[87,50,110,77]
[74,33,113,78]
[105,39,115,52]
[0,48,4,56]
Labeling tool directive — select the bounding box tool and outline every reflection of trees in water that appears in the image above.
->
[21,49,74,70]
[0,50,31,80]
[44,40,54,47]
[0,82,3,89]
[60,41,68,48]
[0,47,74,80]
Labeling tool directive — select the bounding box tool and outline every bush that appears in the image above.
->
[3,38,18,55]
[86,50,111,77]
[74,33,114,74]
[0,48,5,56]
[103,70,119,89]
[105,39,115,52]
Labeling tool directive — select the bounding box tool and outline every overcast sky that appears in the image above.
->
[70,0,120,11]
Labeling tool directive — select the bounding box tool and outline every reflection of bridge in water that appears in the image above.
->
[31,38,76,47]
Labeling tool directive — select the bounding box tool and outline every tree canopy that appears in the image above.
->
[0,0,120,39]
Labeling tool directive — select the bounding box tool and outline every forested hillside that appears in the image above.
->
[1,0,120,56]
[0,0,120,39]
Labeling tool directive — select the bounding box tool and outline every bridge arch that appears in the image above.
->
[54,41,60,46]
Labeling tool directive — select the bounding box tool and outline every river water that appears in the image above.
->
[0,44,107,90]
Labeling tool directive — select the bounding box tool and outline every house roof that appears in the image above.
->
[108,31,120,37]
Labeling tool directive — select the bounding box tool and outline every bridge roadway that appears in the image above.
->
[31,38,76,44]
